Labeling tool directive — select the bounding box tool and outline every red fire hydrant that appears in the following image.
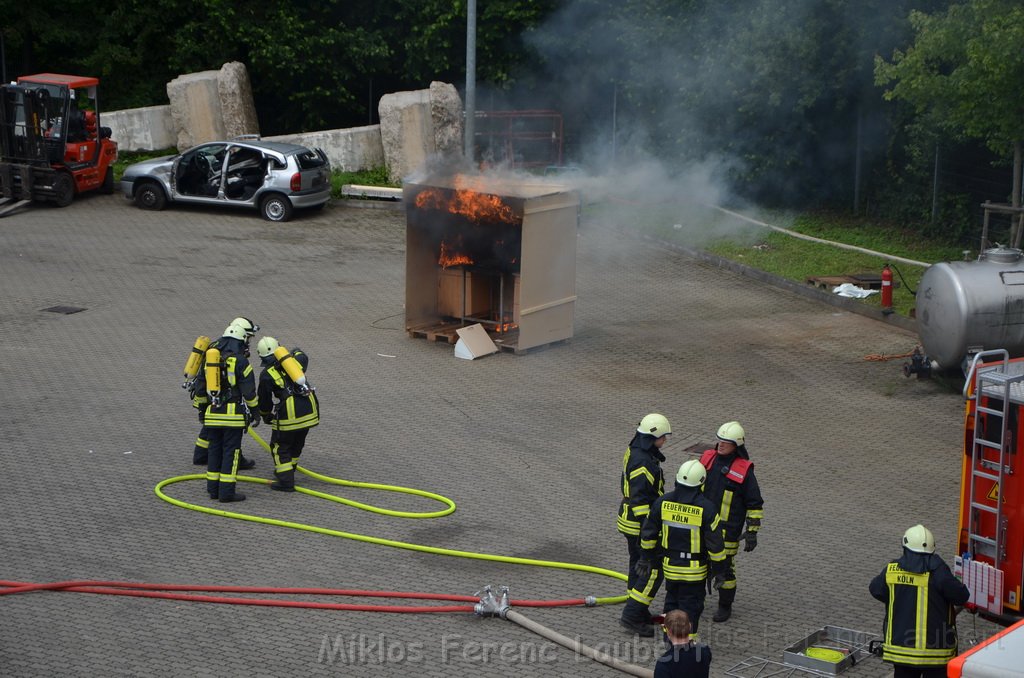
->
[881,263,893,315]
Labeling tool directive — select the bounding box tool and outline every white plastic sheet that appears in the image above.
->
[832,283,878,298]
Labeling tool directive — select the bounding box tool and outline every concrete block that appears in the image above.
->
[167,69,225,151]
[103,105,176,152]
[429,81,463,158]
[264,125,385,173]
[218,62,260,140]
[378,89,433,183]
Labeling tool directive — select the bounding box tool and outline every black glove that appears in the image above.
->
[248,409,261,427]
[634,558,652,581]
[262,413,273,426]
[706,572,725,594]
[743,531,758,552]
[197,409,206,424]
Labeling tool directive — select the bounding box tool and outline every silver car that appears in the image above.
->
[119,137,331,221]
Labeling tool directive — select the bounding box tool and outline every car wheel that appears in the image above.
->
[101,167,115,195]
[134,182,167,211]
[260,193,294,222]
[53,172,75,207]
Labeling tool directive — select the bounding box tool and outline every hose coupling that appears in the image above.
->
[584,595,597,607]
[474,583,511,618]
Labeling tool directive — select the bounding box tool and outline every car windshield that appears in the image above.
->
[294,149,326,170]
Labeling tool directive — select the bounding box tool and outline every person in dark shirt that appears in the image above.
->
[654,609,711,678]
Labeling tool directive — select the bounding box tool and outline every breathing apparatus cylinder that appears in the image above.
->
[272,345,311,394]
[182,335,212,387]
[205,347,222,405]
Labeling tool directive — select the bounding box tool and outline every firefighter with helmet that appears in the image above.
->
[869,525,970,678]
[188,317,258,470]
[699,421,764,622]
[256,337,319,492]
[618,413,672,636]
[198,323,260,502]
[637,459,727,638]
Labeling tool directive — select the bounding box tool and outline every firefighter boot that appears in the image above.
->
[238,455,256,470]
[271,462,295,492]
[713,587,735,623]
[619,599,655,637]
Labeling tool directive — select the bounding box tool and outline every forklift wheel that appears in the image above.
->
[53,172,74,208]
[101,168,114,195]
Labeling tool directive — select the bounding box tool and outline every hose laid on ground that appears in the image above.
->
[506,609,654,678]
[6,428,655,675]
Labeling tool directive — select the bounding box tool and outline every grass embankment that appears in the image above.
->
[593,201,965,318]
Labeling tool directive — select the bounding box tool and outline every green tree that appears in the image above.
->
[875,0,1024,207]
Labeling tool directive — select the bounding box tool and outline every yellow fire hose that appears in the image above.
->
[153,428,656,677]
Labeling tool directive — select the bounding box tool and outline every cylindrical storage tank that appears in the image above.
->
[917,247,1024,369]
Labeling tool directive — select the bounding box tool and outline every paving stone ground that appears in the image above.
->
[0,192,1001,677]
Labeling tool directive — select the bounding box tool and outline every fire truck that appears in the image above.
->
[0,73,117,216]
[947,350,1024,675]
[958,349,1024,620]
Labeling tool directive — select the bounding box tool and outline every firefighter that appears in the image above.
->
[201,323,260,502]
[618,413,672,636]
[256,337,319,492]
[638,459,726,638]
[189,317,258,470]
[699,421,764,622]
[869,525,970,678]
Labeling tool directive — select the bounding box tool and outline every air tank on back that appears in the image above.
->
[916,246,1024,371]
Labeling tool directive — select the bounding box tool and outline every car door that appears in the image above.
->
[172,143,227,202]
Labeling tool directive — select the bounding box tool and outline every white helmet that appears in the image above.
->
[637,413,672,438]
[223,324,247,341]
[717,421,745,446]
[230,316,260,338]
[257,336,280,358]
[903,524,936,554]
[677,459,707,487]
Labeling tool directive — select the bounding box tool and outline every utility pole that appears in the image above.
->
[464,0,477,163]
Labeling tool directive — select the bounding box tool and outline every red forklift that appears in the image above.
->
[0,73,117,216]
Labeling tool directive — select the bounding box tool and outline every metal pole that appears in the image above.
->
[853,108,861,214]
[464,0,477,162]
[611,83,617,164]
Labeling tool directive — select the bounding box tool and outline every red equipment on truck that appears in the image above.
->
[958,349,1024,622]
[0,73,117,216]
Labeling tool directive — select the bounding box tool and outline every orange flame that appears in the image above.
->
[438,240,473,269]
[493,322,519,334]
[414,176,516,223]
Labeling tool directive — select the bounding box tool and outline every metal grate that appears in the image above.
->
[41,305,86,315]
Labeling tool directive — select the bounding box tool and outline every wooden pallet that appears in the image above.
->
[407,322,462,344]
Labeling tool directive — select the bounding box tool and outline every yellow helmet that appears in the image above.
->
[230,316,260,338]
[222,324,247,341]
[717,421,745,446]
[637,413,672,438]
[677,459,707,487]
[256,336,280,358]
[903,524,936,554]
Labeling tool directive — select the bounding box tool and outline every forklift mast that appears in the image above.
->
[0,82,71,165]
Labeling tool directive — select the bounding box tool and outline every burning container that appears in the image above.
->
[404,176,579,353]
[917,246,1024,370]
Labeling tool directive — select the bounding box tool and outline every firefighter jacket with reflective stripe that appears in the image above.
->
[700,448,764,546]
[617,433,665,536]
[640,484,726,582]
[869,550,970,667]
[201,338,258,428]
[258,350,319,431]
